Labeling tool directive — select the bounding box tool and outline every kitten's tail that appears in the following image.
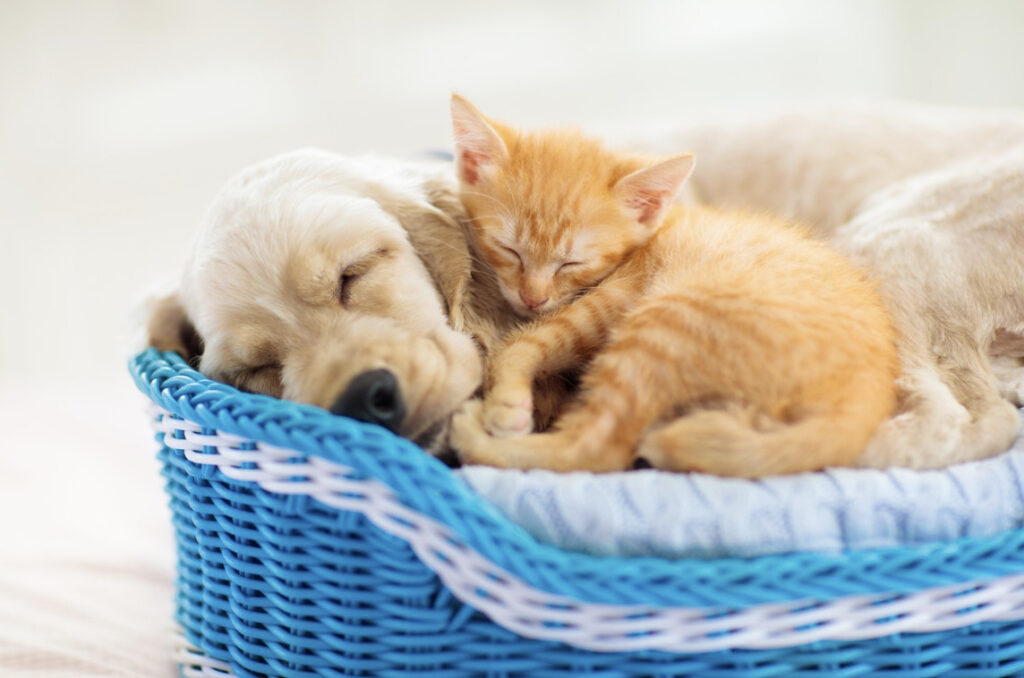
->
[636,408,871,477]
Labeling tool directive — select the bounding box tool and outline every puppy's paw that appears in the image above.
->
[450,399,500,466]
[483,384,534,438]
[997,373,1024,407]
[990,355,1024,406]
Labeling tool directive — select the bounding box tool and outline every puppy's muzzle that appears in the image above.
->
[330,368,406,433]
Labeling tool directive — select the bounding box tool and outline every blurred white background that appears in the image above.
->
[3,0,1024,388]
[0,2,1022,675]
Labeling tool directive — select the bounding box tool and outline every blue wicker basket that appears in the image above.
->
[131,348,1024,677]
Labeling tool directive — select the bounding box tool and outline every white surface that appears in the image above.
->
[0,381,175,676]
[3,2,1024,675]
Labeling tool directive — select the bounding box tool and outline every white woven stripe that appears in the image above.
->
[154,409,1024,653]
[176,631,236,677]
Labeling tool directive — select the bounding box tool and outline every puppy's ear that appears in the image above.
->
[450,93,507,186]
[401,201,473,331]
[146,293,204,364]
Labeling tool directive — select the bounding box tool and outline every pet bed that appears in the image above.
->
[132,348,1024,677]
[457,435,1024,559]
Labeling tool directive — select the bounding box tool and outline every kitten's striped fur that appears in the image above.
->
[448,95,899,476]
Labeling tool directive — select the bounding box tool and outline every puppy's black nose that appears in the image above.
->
[330,369,406,433]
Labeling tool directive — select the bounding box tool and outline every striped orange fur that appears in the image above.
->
[448,95,899,476]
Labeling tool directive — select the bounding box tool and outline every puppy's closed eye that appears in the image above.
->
[339,268,362,305]
[235,363,283,397]
[338,248,389,306]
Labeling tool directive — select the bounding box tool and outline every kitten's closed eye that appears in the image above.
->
[499,245,523,265]
[557,261,583,273]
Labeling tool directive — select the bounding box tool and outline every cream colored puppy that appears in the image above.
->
[631,104,1024,468]
[148,149,497,452]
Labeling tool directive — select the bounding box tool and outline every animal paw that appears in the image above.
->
[450,399,498,466]
[991,355,1024,406]
[483,384,534,438]
[998,374,1024,407]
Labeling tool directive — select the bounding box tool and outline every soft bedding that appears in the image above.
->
[457,409,1024,559]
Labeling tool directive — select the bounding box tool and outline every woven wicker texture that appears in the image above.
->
[131,349,1024,676]
[171,623,1024,678]
[157,430,1024,677]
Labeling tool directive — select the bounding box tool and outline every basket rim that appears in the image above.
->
[131,347,1024,609]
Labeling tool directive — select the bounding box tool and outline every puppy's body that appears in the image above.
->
[632,104,1024,468]
[634,104,1024,234]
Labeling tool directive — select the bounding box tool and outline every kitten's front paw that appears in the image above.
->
[483,385,534,438]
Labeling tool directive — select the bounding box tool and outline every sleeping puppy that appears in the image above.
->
[630,103,1024,469]
[147,149,512,453]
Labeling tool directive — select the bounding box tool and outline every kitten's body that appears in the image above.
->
[448,96,899,476]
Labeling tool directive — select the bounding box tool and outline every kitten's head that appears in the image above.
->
[450,93,694,318]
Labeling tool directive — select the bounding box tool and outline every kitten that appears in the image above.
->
[447,94,899,476]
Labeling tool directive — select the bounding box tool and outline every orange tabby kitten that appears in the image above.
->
[448,94,899,476]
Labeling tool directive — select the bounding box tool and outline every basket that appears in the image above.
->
[131,348,1024,677]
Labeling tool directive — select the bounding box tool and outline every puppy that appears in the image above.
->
[630,103,1024,468]
[147,149,509,453]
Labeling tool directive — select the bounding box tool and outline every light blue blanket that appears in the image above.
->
[456,410,1024,558]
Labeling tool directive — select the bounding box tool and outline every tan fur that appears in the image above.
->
[628,104,1024,468]
[448,98,900,476]
[146,150,496,452]
[145,293,203,362]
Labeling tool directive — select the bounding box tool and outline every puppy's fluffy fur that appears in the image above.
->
[630,103,1024,468]
[147,150,512,452]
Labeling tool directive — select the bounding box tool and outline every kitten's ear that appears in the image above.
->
[614,153,696,227]
[450,93,508,186]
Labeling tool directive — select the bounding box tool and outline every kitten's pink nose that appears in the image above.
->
[519,290,549,310]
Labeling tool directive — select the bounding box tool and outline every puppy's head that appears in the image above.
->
[148,150,482,451]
